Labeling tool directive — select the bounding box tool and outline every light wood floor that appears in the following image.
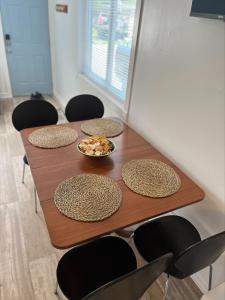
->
[0,98,202,300]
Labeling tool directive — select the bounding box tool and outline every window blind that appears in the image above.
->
[84,0,138,101]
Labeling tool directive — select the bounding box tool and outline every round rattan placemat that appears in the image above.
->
[122,159,181,198]
[28,126,78,148]
[54,174,122,222]
[81,118,123,137]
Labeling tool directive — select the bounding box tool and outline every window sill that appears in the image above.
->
[78,73,128,118]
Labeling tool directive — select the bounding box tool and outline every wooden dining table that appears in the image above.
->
[21,120,205,249]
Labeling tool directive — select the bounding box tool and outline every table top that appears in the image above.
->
[21,120,205,249]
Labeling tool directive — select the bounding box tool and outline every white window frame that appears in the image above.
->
[79,0,143,113]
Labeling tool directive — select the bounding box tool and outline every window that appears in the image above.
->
[83,0,140,103]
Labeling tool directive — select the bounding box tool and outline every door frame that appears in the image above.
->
[0,12,12,98]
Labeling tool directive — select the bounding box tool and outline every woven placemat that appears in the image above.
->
[122,159,181,198]
[54,174,122,222]
[28,126,78,148]
[81,118,123,137]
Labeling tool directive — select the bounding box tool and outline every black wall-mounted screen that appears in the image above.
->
[190,0,225,20]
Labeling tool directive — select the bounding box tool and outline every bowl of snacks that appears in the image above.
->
[77,136,115,157]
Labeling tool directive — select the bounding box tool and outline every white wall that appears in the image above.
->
[0,14,12,99]
[48,0,79,104]
[49,0,225,292]
[128,0,225,291]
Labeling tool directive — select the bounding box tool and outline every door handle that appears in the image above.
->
[4,33,12,51]
[5,34,10,41]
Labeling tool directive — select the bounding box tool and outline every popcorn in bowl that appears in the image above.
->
[78,136,115,157]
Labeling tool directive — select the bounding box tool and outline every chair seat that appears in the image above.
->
[57,236,137,300]
[23,154,29,165]
[134,216,225,284]
[134,216,201,263]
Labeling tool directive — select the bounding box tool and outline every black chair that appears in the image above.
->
[56,236,173,300]
[133,215,225,298]
[65,94,104,122]
[12,100,58,211]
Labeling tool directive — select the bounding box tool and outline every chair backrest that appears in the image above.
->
[12,100,58,131]
[83,253,173,300]
[173,231,225,278]
[65,94,104,122]
[57,236,137,300]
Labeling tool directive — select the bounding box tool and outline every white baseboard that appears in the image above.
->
[0,92,12,99]
[53,91,66,111]
[192,273,209,294]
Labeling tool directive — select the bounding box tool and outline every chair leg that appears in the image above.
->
[163,274,170,300]
[34,186,38,214]
[128,232,134,245]
[208,264,213,291]
[22,162,26,184]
